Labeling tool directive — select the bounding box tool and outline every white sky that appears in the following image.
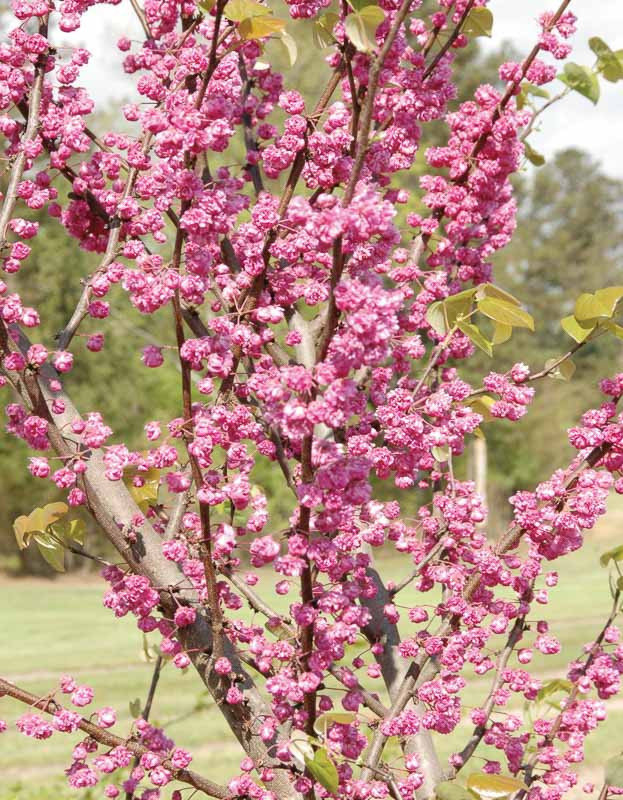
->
[60,0,623,175]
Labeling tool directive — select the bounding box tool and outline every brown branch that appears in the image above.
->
[171,223,224,660]
[0,677,230,799]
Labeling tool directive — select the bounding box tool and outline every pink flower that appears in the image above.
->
[71,685,94,707]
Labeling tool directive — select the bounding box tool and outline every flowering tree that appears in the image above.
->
[2,0,623,798]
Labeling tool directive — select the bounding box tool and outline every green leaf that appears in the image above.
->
[443,288,477,324]
[312,12,339,48]
[33,533,66,572]
[601,545,623,568]
[574,292,611,323]
[466,395,496,423]
[124,467,161,512]
[129,698,142,718]
[140,634,160,663]
[559,63,600,104]
[239,16,286,39]
[276,30,297,66]
[198,0,216,11]
[457,321,493,357]
[426,301,447,336]
[461,7,493,38]
[344,6,385,53]
[491,322,512,345]
[431,445,450,463]
[521,81,550,99]
[467,774,528,799]
[561,315,594,343]
[524,141,545,167]
[313,711,358,736]
[223,0,271,21]
[477,297,535,331]
[436,782,475,800]
[544,357,575,382]
[590,37,623,83]
[536,678,573,704]
[605,755,623,788]
[346,0,374,10]
[304,748,339,793]
[51,516,86,547]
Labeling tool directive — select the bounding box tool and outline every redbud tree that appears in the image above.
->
[2,0,623,798]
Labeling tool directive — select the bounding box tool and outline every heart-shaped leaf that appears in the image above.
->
[559,63,600,104]
[344,6,385,53]
[304,747,339,793]
[467,773,528,799]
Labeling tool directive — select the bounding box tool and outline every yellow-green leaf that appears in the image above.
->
[223,0,271,21]
[443,288,477,324]
[492,321,512,345]
[13,515,32,549]
[239,15,286,39]
[129,698,142,718]
[312,12,339,48]
[594,286,623,315]
[431,445,450,462]
[288,732,315,769]
[544,357,575,382]
[561,314,595,342]
[436,782,475,800]
[536,678,573,704]
[124,468,161,512]
[426,301,447,336]
[477,283,521,307]
[276,30,297,66]
[467,774,528,799]
[313,711,358,736]
[477,297,534,331]
[466,395,496,423]
[574,292,611,323]
[605,756,623,789]
[524,140,545,167]
[601,545,623,568]
[344,6,385,53]
[461,7,493,38]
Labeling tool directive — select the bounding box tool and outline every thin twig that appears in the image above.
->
[0,677,230,799]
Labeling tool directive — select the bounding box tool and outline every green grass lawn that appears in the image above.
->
[2,497,623,799]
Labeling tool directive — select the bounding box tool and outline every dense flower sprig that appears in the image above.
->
[2,1,621,800]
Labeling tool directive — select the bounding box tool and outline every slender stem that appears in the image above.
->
[422,0,476,80]
[456,616,526,770]
[0,677,230,799]
[125,655,164,800]
[0,17,48,244]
